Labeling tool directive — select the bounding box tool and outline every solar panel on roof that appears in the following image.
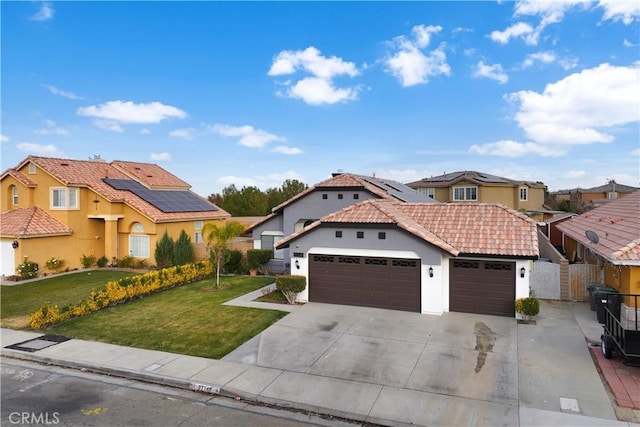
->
[103,178,216,213]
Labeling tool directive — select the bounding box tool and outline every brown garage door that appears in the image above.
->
[309,254,421,312]
[449,260,515,317]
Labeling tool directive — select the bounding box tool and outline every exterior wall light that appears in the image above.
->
[11,240,19,249]
[520,267,526,278]
[428,267,434,278]
[295,260,300,270]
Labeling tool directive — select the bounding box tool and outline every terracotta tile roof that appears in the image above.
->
[111,160,190,189]
[278,199,539,258]
[557,190,640,264]
[0,207,72,238]
[13,156,229,223]
[0,169,37,187]
[246,172,432,233]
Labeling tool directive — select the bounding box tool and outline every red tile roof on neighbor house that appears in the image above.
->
[556,190,640,264]
[0,207,72,238]
[5,156,228,223]
[277,199,539,258]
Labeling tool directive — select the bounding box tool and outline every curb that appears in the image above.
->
[0,348,389,426]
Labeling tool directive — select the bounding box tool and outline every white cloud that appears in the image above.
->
[151,152,172,161]
[631,148,640,156]
[469,140,564,157]
[598,0,639,24]
[169,128,196,140]
[42,84,83,100]
[384,25,450,87]
[558,56,579,70]
[34,119,70,135]
[268,46,359,79]
[93,120,124,133]
[563,170,587,179]
[522,51,556,68]
[508,62,640,145]
[272,146,303,155]
[473,61,509,84]
[286,77,359,105]
[17,142,63,156]
[1,134,9,143]
[210,124,285,148]
[31,2,54,21]
[139,128,151,135]
[489,22,535,44]
[268,46,361,105]
[77,100,187,125]
[623,38,638,47]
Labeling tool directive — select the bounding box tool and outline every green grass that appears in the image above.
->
[47,276,287,359]
[255,290,287,303]
[1,270,135,327]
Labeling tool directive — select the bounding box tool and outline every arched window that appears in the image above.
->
[129,222,149,258]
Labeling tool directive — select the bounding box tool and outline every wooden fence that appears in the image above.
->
[531,262,561,300]
[568,263,599,302]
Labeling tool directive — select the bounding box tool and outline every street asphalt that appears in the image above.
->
[1,285,637,426]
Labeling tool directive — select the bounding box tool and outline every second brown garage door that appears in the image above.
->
[308,254,421,312]
[449,259,516,317]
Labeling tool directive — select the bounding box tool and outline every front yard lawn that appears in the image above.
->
[46,276,287,359]
[1,270,135,328]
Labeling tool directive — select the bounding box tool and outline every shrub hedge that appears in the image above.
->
[30,260,214,329]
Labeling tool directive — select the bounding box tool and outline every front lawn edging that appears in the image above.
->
[29,261,214,329]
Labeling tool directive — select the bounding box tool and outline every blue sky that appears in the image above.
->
[2,1,639,197]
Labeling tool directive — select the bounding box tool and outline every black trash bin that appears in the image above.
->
[589,285,618,311]
[595,291,622,324]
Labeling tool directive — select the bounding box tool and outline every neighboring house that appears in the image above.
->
[276,199,539,317]
[551,180,639,213]
[0,156,229,276]
[541,212,578,252]
[245,172,434,274]
[556,190,640,297]
[405,170,547,212]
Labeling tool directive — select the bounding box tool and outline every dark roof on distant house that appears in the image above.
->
[552,181,639,195]
[556,190,640,264]
[406,170,545,188]
[277,199,539,258]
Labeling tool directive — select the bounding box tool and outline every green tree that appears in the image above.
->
[203,221,246,287]
[154,231,174,269]
[173,230,194,266]
[208,179,308,216]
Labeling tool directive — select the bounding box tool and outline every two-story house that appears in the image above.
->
[551,180,639,213]
[245,172,434,274]
[1,156,229,277]
[405,171,547,212]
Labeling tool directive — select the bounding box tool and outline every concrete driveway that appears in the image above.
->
[225,303,520,417]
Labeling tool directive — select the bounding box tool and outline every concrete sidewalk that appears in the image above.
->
[1,296,638,426]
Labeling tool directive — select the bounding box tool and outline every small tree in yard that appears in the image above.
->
[155,231,174,269]
[515,297,540,322]
[173,230,194,266]
[276,275,306,304]
[204,221,245,288]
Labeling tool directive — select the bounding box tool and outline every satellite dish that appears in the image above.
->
[585,230,599,244]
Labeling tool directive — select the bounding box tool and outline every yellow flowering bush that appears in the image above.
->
[29,261,213,329]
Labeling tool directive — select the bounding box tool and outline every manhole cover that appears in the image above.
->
[5,335,70,353]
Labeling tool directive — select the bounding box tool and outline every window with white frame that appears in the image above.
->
[260,232,284,259]
[28,163,36,174]
[453,186,477,201]
[51,187,79,209]
[424,188,435,199]
[519,187,528,201]
[194,221,204,243]
[11,186,18,205]
[129,222,149,257]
